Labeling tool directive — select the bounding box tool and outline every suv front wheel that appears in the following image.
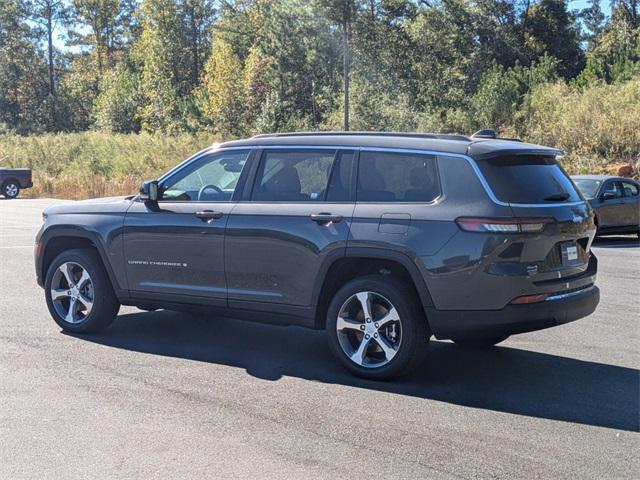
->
[44,248,120,333]
[326,275,430,380]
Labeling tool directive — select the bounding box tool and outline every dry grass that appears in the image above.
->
[0,131,217,199]
[519,78,640,177]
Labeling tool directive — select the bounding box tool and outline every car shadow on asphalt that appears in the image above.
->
[592,235,639,248]
[67,309,640,433]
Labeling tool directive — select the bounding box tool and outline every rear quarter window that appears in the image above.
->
[476,154,582,204]
[357,151,440,202]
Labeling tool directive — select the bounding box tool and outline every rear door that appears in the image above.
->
[225,148,356,311]
[620,180,640,227]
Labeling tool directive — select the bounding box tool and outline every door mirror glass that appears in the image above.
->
[139,180,158,202]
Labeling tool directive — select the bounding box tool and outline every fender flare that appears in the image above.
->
[37,227,128,298]
[311,246,434,310]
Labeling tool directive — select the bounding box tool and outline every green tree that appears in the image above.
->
[0,0,50,134]
[71,0,123,74]
[201,36,245,136]
[407,0,479,111]
[580,0,606,50]
[134,0,187,133]
[93,61,140,132]
[31,0,69,129]
[585,0,640,82]
[523,0,584,78]
[179,0,216,87]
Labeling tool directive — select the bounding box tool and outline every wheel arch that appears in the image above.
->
[38,229,126,299]
[2,176,19,186]
[313,247,434,329]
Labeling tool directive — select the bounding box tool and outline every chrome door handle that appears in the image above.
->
[195,210,223,222]
[310,213,343,224]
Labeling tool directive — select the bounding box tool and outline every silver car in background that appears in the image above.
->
[572,175,640,237]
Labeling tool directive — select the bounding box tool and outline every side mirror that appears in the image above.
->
[601,192,615,201]
[139,180,159,202]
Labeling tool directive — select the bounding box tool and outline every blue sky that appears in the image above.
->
[569,0,612,16]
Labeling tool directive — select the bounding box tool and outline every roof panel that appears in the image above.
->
[217,132,562,159]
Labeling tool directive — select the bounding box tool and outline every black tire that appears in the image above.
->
[326,275,430,380]
[452,335,509,348]
[2,180,20,199]
[44,248,120,333]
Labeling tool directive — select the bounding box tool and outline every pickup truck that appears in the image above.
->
[0,168,32,198]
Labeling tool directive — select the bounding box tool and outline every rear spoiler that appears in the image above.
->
[467,141,563,161]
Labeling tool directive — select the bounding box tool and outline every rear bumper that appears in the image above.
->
[427,285,600,340]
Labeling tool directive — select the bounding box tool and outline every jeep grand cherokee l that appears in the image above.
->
[35,132,600,379]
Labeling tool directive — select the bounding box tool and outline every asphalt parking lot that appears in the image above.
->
[1,198,638,479]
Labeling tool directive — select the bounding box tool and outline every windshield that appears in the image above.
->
[572,179,602,199]
[476,154,582,204]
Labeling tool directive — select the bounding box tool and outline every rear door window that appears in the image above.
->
[476,154,581,204]
[621,181,639,197]
[357,151,440,202]
[251,150,336,202]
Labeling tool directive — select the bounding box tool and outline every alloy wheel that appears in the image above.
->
[336,291,403,368]
[50,262,94,324]
[4,183,18,197]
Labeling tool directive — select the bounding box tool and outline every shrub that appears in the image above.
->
[518,78,640,173]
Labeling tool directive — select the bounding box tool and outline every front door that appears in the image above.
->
[123,148,252,303]
[620,180,640,227]
[225,148,357,310]
[596,180,624,228]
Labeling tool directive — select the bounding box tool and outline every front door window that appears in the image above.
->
[161,150,250,202]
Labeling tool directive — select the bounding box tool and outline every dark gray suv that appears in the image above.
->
[35,132,600,379]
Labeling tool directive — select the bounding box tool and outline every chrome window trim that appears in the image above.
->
[191,144,586,209]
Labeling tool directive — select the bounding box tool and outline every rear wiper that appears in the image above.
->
[544,193,570,201]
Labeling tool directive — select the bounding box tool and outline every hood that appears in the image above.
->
[44,196,136,216]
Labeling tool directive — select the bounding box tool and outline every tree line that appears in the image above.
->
[1,0,638,138]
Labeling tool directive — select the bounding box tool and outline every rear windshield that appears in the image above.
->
[476,155,582,204]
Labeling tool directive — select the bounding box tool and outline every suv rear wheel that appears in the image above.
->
[44,248,120,333]
[326,275,430,380]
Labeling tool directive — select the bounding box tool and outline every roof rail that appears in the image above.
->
[251,131,471,142]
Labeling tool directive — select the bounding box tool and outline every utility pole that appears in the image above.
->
[343,20,350,131]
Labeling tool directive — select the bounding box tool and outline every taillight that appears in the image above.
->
[456,217,552,233]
